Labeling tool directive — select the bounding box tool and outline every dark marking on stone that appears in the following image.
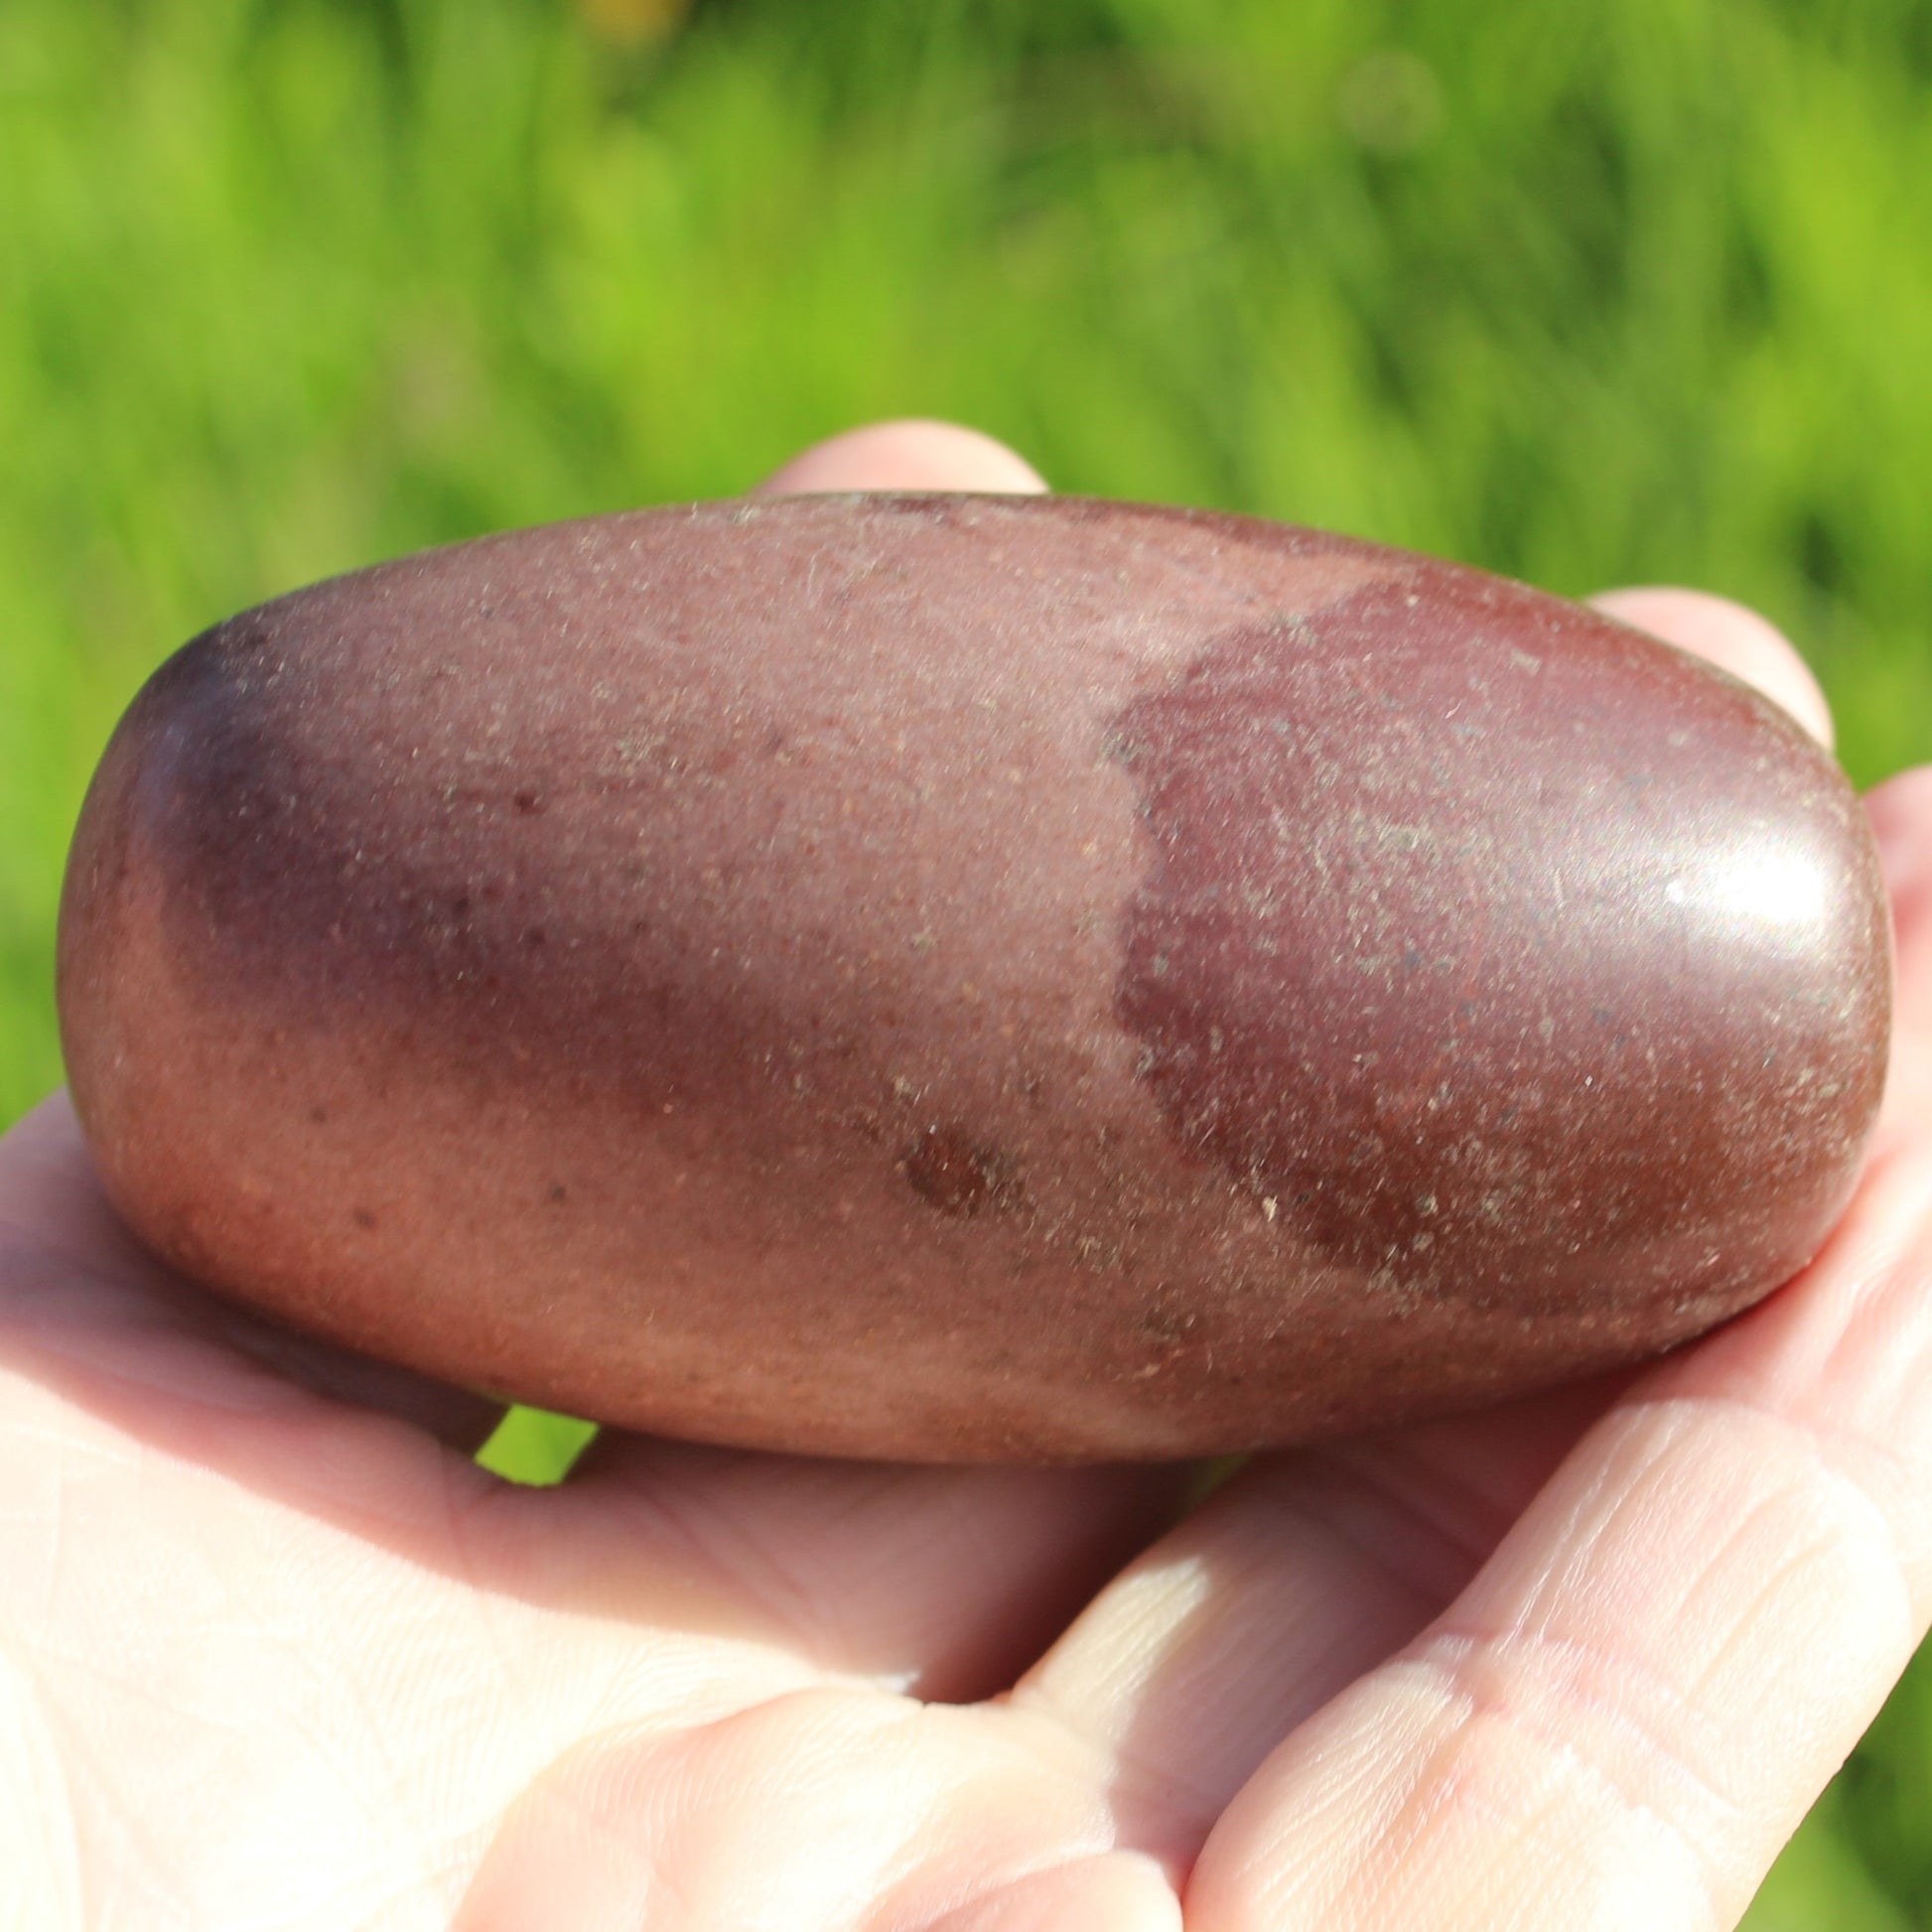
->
[901,1124,1017,1217]
[1109,575,1889,1317]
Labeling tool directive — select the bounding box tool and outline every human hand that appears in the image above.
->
[6,422,1930,1929]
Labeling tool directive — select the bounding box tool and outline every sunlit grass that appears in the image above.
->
[477,1404,603,1485]
[3,0,1930,1916]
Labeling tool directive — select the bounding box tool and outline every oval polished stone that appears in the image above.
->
[56,495,1891,1460]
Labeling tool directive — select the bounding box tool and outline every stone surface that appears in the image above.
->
[57,494,1892,1459]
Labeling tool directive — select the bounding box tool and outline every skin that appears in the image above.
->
[3,419,1930,1929]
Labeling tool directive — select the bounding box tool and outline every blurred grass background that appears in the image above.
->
[2,0,1929,1918]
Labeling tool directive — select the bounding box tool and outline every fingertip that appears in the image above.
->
[1590,588,1835,750]
[756,420,1047,497]
[1863,763,1932,843]
[1863,764,1932,916]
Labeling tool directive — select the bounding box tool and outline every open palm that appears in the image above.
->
[7,424,1932,1931]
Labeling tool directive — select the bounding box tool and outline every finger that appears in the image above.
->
[1865,763,1932,1016]
[569,1432,1192,1707]
[451,1688,1181,1932]
[0,1093,504,1454]
[1184,1140,1932,1931]
[1008,1382,1621,1870]
[1864,764,1932,1148]
[1590,587,1834,748]
[757,419,1047,495]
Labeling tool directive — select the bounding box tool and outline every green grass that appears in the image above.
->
[3,0,1931,1917]
[474,1403,602,1483]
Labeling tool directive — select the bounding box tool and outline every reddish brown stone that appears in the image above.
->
[57,496,1891,1459]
